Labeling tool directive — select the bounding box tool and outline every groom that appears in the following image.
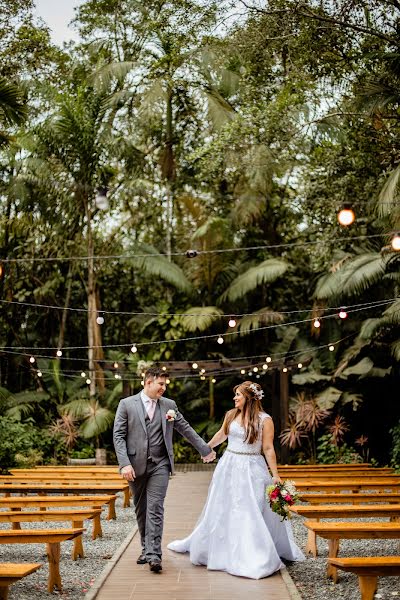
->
[113,366,216,573]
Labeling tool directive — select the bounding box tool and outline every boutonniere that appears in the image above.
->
[166,409,176,422]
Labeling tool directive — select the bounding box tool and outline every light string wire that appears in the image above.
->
[0,296,397,319]
[0,232,397,264]
[0,301,396,355]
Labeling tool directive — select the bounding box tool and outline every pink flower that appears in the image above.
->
[270,488,280,500]
[284,494,293,503]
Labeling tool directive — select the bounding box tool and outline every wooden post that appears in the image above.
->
[209,378,215,419]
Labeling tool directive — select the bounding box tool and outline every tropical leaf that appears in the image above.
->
[79,405,114,439]
[314,387,342,409]
[314,253,389,300]
[292,371,332,385]
[220,258,289,303]
[391,340,400,361]
[341,392,363,410]
[179,306,223,332]
[377,164,400,217]
[235,307,284,334]
[5,391,49,421]
[131,244,193,293]
[340,357,374,377]
[0,77,27,126]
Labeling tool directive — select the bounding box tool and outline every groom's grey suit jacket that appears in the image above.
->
[113,393,211,476]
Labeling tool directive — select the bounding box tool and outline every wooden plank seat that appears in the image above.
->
[290,504,400,557]
[2,473,122,481]
[0,528,83,592]
[0,483,130,509]
[295,480,400,493]
[0,509,102,559]
[279,463,373,468]
[300,492,400,505]
[327,556,400,600]
[303,520,400,583]
[0,494,117,520]
[0,563,42,600]
[283,472,397,480]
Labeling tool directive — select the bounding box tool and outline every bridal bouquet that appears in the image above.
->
[266,480,299,521]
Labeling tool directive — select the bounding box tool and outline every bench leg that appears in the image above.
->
[108,499,116,520]
[305,519,319,557]
[0,584,9,600]
[46,542,62,592]
[123,488,130,508]
[358,575,377,600]
[326,539,340,583]
[72,520,85,559]
[92,513,102,539]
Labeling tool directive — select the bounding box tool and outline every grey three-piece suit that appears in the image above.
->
[113,392,211,561]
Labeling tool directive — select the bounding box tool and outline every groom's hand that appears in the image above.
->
[202,450,216,463]
[121,465,136,481]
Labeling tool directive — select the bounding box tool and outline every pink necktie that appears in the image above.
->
[147,399,156,421]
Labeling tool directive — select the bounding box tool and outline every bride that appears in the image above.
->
[167,380,305,579]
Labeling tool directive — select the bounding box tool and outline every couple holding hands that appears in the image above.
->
[113,366,304,580]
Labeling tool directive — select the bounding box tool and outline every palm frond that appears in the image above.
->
[131,244,193,293]
[220,258,289,303]
[377,164,400,217]
[79,406,114,439]
[89,61,137,93]
[0,77,27,126]
[179,306,223,332]
[314,387,342,410]
[236,307,284,334]
[391,340,400,361]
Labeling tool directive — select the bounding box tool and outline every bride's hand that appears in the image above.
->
[272,475,282,485]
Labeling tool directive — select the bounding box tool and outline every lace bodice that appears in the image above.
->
[226,412,271,454]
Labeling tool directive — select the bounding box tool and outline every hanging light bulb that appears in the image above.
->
[114,373,119,379]
[0,263,3,278]
[29,356,35,363]
[329,345,335,352]
[247,371,252,376]
[113,362,119,369]
[162,366,167,371]
[37,370,42,377]
[166,378,170,384]
[141,380,144,385]
[338,308,348,319]
[56,350,63,357]
[391,233,400,251]
[228,318,236,328]
[200,368,205,374]
[81,372,86,378]
[297,363,303,369]
[337,204,355,226]
[217,336,224,344]
[96,315,104,325]
[141,372,145,377]
[282,367,288,373]
[186,249,198,258]
[86,378,91,385]
[192,363,198,369]
[266,356,271,363]
[262,364,268,370]
[131,345,138,353]
[256,374,260,379]
[313,318,321,329]
[253,366,258,372]
[211,378,216,383]
[200,375,206,380]
[95,186,109,210]
[240,369,246,375]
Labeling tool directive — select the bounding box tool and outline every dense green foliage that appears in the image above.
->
[0,0,399,466]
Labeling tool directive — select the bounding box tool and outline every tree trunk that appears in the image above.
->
[57,262,74,352]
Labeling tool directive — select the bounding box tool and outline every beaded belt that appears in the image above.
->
[226,448,261,456]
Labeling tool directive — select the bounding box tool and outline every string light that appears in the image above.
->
[200,368,205,374]
[81,372,86,377]
[228,318,236,328]
[96,315,104,325]
[37,370,42,377]
[56,350,62,357]
[29,356,35,363]
[337,204,355,226]
[200,375,206,380]
[211,378,216,383]
[313,318,321,328]
[86,378,91,384]
[262,364,268,370]
[240,369,246,374]
[162,366,167,371]
[192,363,198,369]
[95,187,109,210]
[253,366,258,372]
[0,263,3,278]
[297,363,303,369]
[391,233,400,251]
[113,362,119,369]
[282,367,288,373]
[186,249,198,258]
[131,345,138,353]
[338,307,348,319]
[140,380,144,385]
[256,374,260,378]
[266,356,271,363]
[217,336,224,344]
[166,378,170,384]
[329,345,335,352]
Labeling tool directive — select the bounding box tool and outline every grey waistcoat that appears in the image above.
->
[141,401,169,463]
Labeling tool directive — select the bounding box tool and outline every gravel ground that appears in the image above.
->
[2,491,400,599]
[1,495,136,599]
[286,512,400,600]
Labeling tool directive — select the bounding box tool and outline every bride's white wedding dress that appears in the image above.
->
[167,412,305,579]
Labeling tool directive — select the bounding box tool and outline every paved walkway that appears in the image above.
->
[95,471,293,600]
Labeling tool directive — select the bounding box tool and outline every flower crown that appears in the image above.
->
[249,383,264,400]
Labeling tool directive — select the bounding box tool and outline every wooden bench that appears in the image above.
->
[0,509,102,559]
[290,504,400,557]
[0,529,83,592]
[300,492,400,505]
[327,556,400,600]
[284,472,397,480]
[295,480,400,493]
[0,494,117,520]
[303,520,400,582]
[0,563,42,600]
[0,483,130,509]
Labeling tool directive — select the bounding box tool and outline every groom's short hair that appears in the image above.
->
[144,366,169,382]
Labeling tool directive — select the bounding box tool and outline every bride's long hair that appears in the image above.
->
[223,381,264,444]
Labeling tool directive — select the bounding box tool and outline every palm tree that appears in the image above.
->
[0,77,27,145]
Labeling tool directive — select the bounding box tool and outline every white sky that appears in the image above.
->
[34,0,84,45]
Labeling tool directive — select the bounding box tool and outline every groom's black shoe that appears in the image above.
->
[136,554,147,564]
[149,560,162,573]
